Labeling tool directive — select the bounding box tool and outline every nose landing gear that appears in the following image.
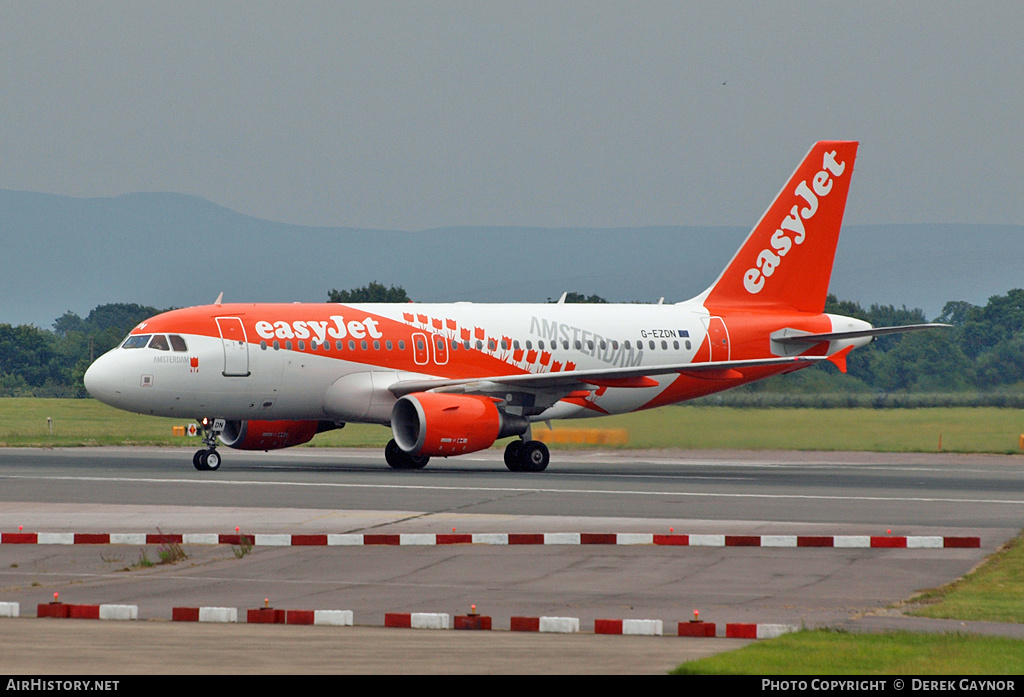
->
[193,448,222,471]
[193,417,224,471]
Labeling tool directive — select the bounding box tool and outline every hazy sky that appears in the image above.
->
[1,2,1021,231]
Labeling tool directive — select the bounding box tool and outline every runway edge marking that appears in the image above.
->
[0,531,981,548]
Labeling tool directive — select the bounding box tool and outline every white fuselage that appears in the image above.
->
[84,299,869,425]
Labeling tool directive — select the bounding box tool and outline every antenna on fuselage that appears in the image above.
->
[556,292,567,304]
[214,292,224,306]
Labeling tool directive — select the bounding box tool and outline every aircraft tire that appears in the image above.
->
[518,440,549,473]
[197,449,221,471]
[385,439,430,470]
[504,440,524,471]
[385,439,407,469]
[204,449,221,471]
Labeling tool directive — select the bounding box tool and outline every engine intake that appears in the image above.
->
[391,393,528,457]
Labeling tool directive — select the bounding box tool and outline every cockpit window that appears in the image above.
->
[148,335,170,351]
[169,335,188,352]
[122,335,152,349]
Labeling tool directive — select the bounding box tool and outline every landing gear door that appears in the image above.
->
[216,317,250,377]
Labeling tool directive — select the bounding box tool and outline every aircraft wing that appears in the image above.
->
[388,354,832,397]
[772,323,951,345]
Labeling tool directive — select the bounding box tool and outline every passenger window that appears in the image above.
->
[122,335,151,349]
[148,335,170,351]
[169,335,188,352]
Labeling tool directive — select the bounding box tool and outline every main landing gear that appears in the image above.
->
[193,417,224,471]
[504,439,550,472]
[384,439,431,470]
[383,438,549,472]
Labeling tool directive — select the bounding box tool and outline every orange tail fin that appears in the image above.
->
[702,141,859,314]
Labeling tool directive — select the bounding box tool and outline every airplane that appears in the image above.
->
[84,140,946,472]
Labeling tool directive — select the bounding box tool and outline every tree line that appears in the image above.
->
[0,304,165,397]
[3,285,1024,399]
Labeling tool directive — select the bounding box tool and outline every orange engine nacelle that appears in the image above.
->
[219,420,325,451]
[391,393,528,457]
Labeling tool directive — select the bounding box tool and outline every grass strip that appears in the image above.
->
[676,533,1024,674]
[904,534,1024,623]
[4,399,1024,453]
[672,629,1024,675]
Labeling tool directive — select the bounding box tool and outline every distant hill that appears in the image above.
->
[1,189,1019,328]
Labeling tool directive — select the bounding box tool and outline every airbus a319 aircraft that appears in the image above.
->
[84,141,943,472]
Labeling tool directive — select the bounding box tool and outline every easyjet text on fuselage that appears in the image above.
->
[254,316,383,342]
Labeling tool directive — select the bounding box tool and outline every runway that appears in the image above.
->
[1,446,1022,674]
[3,446,1022,527]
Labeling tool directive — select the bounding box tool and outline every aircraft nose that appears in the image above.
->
[83,353,123,405]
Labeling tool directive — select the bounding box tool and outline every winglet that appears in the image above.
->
[826,345,855,373]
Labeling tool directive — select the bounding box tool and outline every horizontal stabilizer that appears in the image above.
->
[773,323,951,345]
